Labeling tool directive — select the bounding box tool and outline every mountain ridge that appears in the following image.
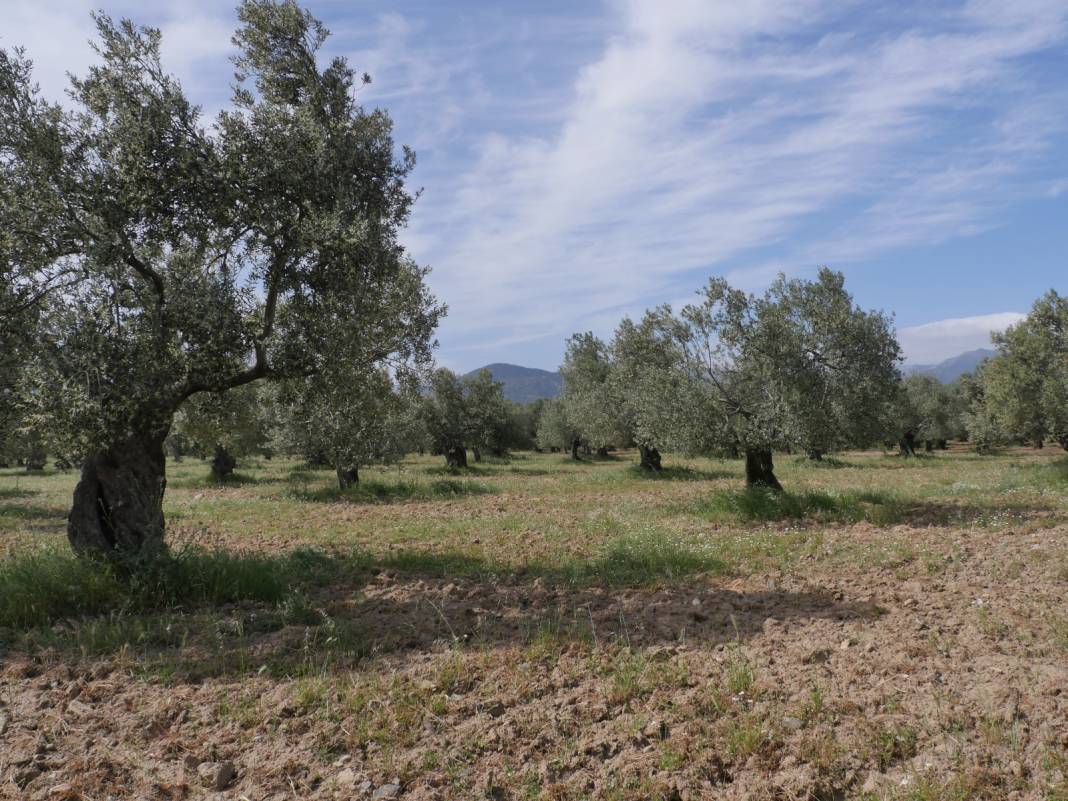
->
[463,363,562,403]
[903,348,995,383]
[468,348,996,402]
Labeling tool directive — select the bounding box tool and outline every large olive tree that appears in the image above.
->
[0,2,441,558]
[653,269,900,490]
[979,291,1068,449]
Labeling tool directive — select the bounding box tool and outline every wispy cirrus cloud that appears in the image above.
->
[399,0,1068,368]
[4,0,1066,372]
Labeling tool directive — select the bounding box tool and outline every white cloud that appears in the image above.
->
[404,0,1068,367]
[898,312,1025,364]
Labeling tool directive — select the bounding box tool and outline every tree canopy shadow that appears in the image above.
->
[0,543,883,681]
[288,478,497,504]
[168,470,271,489]
[0,502,66,525]
[630,465,736,482]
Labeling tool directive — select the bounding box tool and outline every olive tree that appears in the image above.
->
[0,2,441,558]
[280,367,417,488]
[560,333,628,457]
[171,384,275,479]
[535,397,582,458]
[608,315,684,470]
[422,369,471,468]
[979,291,1068,449]
[654,269,900,490]
[463,369,511,461]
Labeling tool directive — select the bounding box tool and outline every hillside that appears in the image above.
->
[903,348,995,382]
[464,362,562,403]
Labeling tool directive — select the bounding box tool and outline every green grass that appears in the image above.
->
[291,478,497,503]
[0,545,343,631]
[692,487,906,525]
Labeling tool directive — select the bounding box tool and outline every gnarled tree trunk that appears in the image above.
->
[472,447,482,463]
[211,445,236,480]
[595,446,609,458]
[445,445,467,468]
[899,432,917,457]
[745,448,782,491]
[807,450,823,461]
[638,445,662,471]
[68,432,167,559]
[25,446,46,471]
[336,466,359,488]
[570,438,581,461]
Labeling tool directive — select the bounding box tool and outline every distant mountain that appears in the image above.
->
[904,348,995,383]
[464,363,562,403]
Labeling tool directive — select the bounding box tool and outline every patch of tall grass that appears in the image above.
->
[693,487,905,525]
[0,545,341,631]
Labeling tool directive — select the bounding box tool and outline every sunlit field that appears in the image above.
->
[2,447,1067,800]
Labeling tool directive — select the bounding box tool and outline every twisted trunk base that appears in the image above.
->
[445,446,467,469]
[68,433,167,559]
[745,448,782,491]
[211,445,236,480]
[638,445,662,471]
[337,466,359,489]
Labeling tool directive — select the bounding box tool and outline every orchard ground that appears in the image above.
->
[0,448,1067,800]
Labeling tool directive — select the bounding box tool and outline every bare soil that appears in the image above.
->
[1,450,1067,800]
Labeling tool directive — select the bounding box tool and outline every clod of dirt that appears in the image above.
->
[197,760,236,791]
[372,783,402,800]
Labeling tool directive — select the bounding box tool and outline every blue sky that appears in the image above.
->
[5,0,1067,370]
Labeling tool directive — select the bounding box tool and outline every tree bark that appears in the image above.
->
[745,448,782,491]
[924,439,933,453]
[211,445,236,480]
[899,432,917,457]
[25,446,46,471]
[570,438,581,461]
[638,445,662,471]
[68,432,167,559]
[1035,438,1044,449]
[445,445,467,468]
[472,447,482,463]
[807,450,823,461]
[937,439,948,450]
[336,466,359,489]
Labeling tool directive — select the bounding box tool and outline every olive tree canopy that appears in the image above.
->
[0,1,442,558]
[652,269,900,489]
[977,290,1068,450]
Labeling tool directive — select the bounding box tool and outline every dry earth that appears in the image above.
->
[1,448,1066,800]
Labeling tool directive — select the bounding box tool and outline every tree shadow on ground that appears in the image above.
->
[687,488,906,525]
[288,479,497,504]
[631,466,736,482]
[168,471,270,489]
[421,464,496,477]
[0,487,40,500]
[790,456,855,470]
[0,545,883,681]
[0,503,66,525]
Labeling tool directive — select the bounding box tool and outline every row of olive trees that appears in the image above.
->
[540,269,903,490]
